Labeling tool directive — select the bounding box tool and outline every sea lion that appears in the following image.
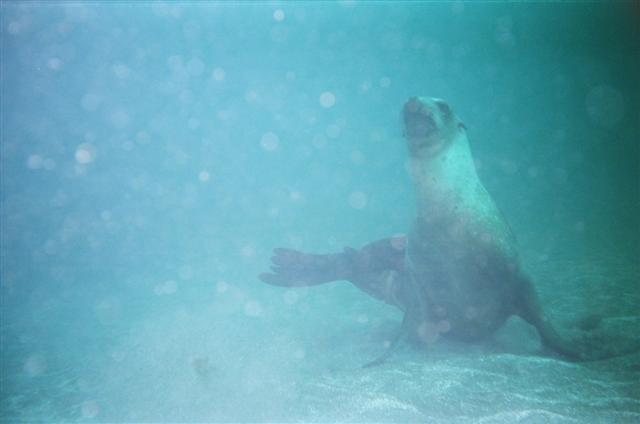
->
[259,96,627,363]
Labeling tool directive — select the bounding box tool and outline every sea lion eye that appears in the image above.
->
[437,102,451,115]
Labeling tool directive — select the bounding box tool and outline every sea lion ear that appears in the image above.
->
[458,122,467,130]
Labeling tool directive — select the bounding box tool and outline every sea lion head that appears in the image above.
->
[402,96,467,157]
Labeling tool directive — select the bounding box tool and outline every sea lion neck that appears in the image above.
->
[409,131,483,220]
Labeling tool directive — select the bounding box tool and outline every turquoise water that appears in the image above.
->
[1,2,639,422]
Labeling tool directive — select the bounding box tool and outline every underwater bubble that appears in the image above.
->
[500,159,518,175]
[43,239,57,255]
[312,134,327,149]
[216,280,229,294]
[390,235,406,250]
[350,150,365,165]
[136,131,150,144]
[241,244,256,258]
[81,400,100,419]
[437,320,451,333]
[573,221,585,233]
[268,206,280,217]
[154,280,177,296]
[167,55,183,71]
[451,1,465,14]
[586,85,625,127]
[111,350,125,362]
[47,57,63,71]
[326,124,341,139]
[260,132,279,151]
[217,110,231,121]
[348,191,367,209]
[81,93,101,111]
[290,190,304,203]
[43,158,56,170]
[178,265,193,280]
[75,143,96,164]
[191,356,212,378]
[179,89,193,104]
[198,170,210,182]
[270,25,287,43]
[273,9,285,22]
[283,290,298,305]
[7,21,24,35]
[94,299,122,324]
[188,118,200,130]
[112,63,130,79]
[109,109,130,128]
[182,21,201,40]
[186,57,204,76]
[357,314,369,324]
[100,210,112,221]
[465,306,479,320]
[359,80,372,94]
[294,348,306,359]
[285,70,296,81]
[245,90,258,103]
[26,154,43,170]
[319,91,336,108]
[24,354,47,376]
[212,67,226,81]
[495,16,515,47]
[122,140,134,151]
[418,322,439,344]
[434,305,447,318]
[244,300,262,317]
[379,77,391,88]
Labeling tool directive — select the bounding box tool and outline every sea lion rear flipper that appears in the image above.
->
[514,276,640,361]
[515,276,585,361]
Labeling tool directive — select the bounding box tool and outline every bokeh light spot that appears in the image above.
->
[273,9,285,22]
[261,132,280,151]
[319,91,336,108]
[348,191,367,209]
[75,143,96,164]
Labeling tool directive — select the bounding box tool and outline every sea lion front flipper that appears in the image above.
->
[259,237,407,291]
[363,312,410,368]
[259,248,355,287]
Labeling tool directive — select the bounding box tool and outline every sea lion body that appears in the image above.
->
[259,96,630,362]
[400,97,523,343]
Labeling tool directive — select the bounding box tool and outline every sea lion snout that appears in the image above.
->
[403,97,437,138]
[403,97,435,119]
[403,97,451,157]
